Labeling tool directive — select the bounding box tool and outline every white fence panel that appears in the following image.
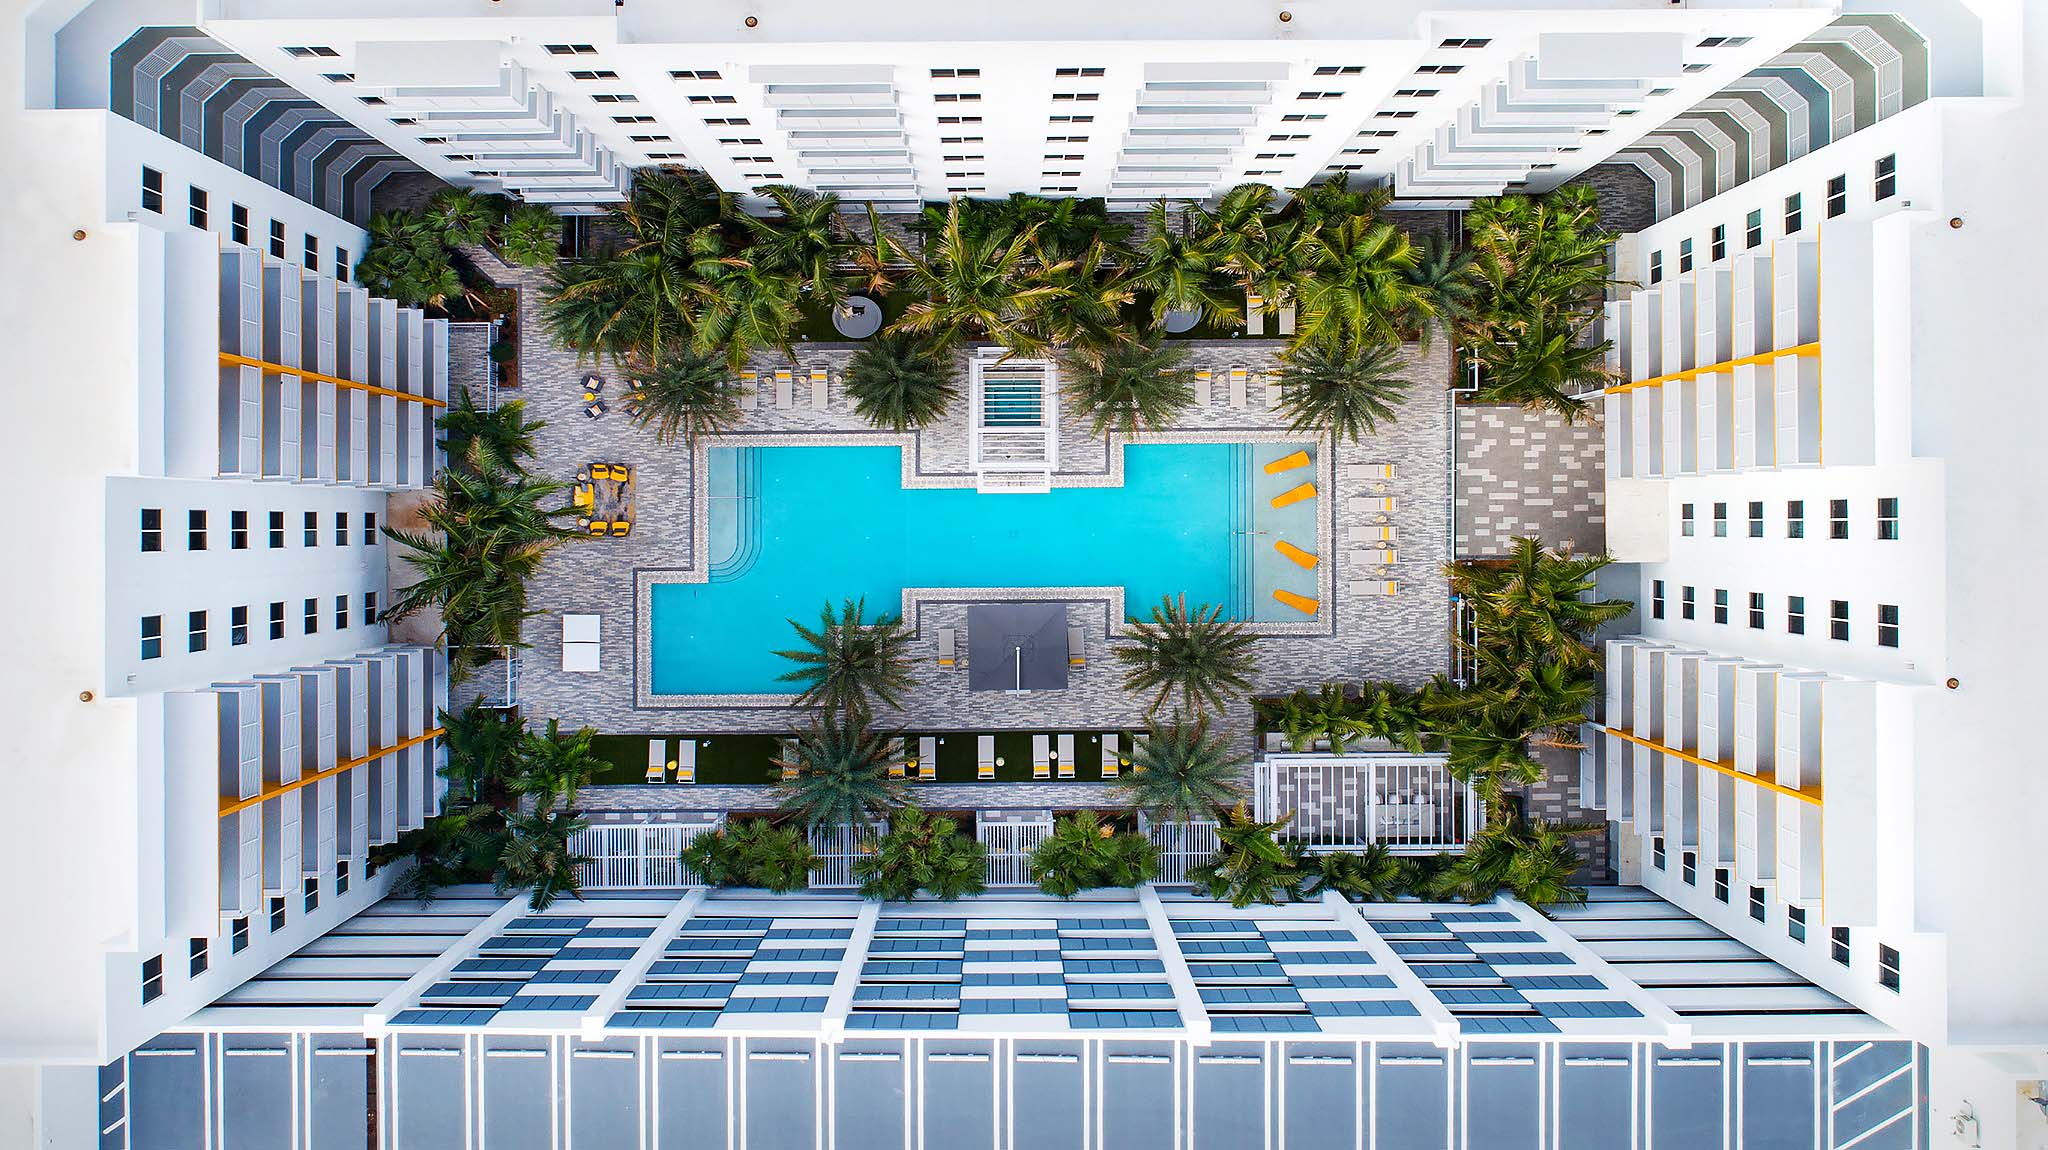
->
[809,822,881,889]
[572,823,718,888]
[1145,820,1219,885]
[978,820,1053,887]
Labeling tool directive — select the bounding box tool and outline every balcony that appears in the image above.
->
[1252,752,1482,854]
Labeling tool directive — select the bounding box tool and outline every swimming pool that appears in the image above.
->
[652,443,1310,696]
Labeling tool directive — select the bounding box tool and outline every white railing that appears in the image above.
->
[1144,819,1219,885]
[809,822,882,889]
[1254,754,1482,854]
[979,818,1053,887]
[572,822,719,888]
[969,351,1058,479]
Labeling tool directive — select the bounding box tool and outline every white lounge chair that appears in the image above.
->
[774,369,795,408]
[738,370,759,410]
[977,735,996,780]
[888,736,908,779]
[1262,370,1283,411]
[918,736,937,781]
[676,739,696,783]
[1033,734,1051,780]
[1228,367,1248,408]
[1057,734,1075,780]
[937,627,957,669]
[780,738,800,780]
[646,738,669,784]
[810,368,830,408]
[1246,293,1266,336]
[1192,368,1212,407]
[1276,302,1296,336]
[1101,733,1122,778]
[1068,625,1086,668]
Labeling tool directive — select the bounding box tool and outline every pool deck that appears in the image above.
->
[455,246,1454,768]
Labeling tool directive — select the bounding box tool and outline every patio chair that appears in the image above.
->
[774,369,795,408]
[1246,293,1266,336]
[612,464,633,485]
[1273,588,1319,615]
[646,739,669,784]
[1264,449,1310,475]
[1228,367,1248,408]
[1262,370,1284,411]
[1101,733,1121,778]
[1191,368,1212,407]
[1276,303,1296,337]
[587,521,609,537]
[584,402,605,419]
[1271,482,1317,509]
[610,521,632,538]
[1068,625,1086,668]
[1363,462,1394,480]
[1375,580,1399,596]
[977,735,995,780]
[781,738,799,781]
[676,739,696,784]
[1033,734,1051,780]
[810,368,830,408]
[1057,734,1075,779]
[918,736,937,782]
[573,484,594,509]
[739,370,759,410]
[888,737,907,779]
[937,627,957,669]
[1378,548,1398,566]
[1132,731,1149,771]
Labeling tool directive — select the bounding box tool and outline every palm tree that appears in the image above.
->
[1350,681,1429,753]
[688,256,802,370]
[625,346,742,444]
[772,597,918,717]
[843,335,958,432]
[1470,315,1613,420]
[1303,844,1408,902]
[774,713,908,829]
[511,719,601,809]
[539,256,658,361]
[889,201,1064,354]
[1427,816,1597,908]
[1464,187,1618,346]
[1036,239,1135,359]
[1115,594,1259,716]
[680,819,822,892]
[498,202,562,267]
[1284,172,1393,230]
[847,203,901,298]
[1447,537,1632,675]
[740,185,850,306]
[384,801,505,903]
[495,801,591,911]
[1222,215,1321,315]
[438,700,524,805]
[423,186,499,247]
[1275,342,1411,443]
[1029,811,1157,898]
[1129,200,1237,331]
[1294,216,1431,354]
[854,807,987,900]
[1112,714,1248,823]
[1060,339,1196,439]
[437,387,543,476]
[1189,804,1303,908]
[1404,232,1479,337]
[539,167,730,362]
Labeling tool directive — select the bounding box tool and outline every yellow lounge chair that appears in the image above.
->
[646,739,668,784]
[1275,539,1319,569]
[1273,588,1319,615]
[1264,450,1311,475]
[610,521,632,538]
[977,735,995,780]
[1271,483,1317,510]
[1057,734,1075,779]
[888,738,907,779]
[1375,580,1399,596]
[676,740,696,783]
[1033,734,1051,780]
[1364,463,1394,480]
[919,737,937,781]
[612,464,632,485]
[1101,733,1121,779]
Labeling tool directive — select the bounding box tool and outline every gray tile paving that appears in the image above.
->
[1455,403,1606,558]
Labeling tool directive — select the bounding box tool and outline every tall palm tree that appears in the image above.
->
[1349,681,1429,753]
[889,201,1064,354]
[385,801,505,904]
[1470,315,1613,420]
[495,801,591,911]
[1060,339,1196,439]
[498,202,562,267]
[1189,804,1303,908]
[1036,239,1135,359]
[625,346,742,444]
[539,256,657,361]
[438,700,524,805]
[1115,594,1259,716]
[1294,216,1431,354]
[1427,816,1597,908]
[847,203,901,298]
[772,597,918,717]
[423,186,499,247]
[1274,342,1411,443]
[437,387,543,476]
[1404,232,1479,339]
[1447,537,1632,675]
[511,719,601,809]
[1303,843,1408,902]
[539,167,730,362]
[1285,171,1393,229]
[1223,216,1321,314]
[1029,811,1157,898]
[1129,200,1238,331]
[854,807,987,900]
[1464,187,1618,345]
[774,713,908,829]
[680,819,822,892]
[1113,714,1248,823]
[688,257,802,370]
[843,335,958,432]
[740,185,850,307]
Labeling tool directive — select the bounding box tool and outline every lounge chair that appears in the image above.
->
[1271,482,1317,510]
[1101,733,1122,779]
[561,613,601,673]
[739,370,759,410]
[1367,524,1397,543]
[1246,293,1266,336]
[1363,462,1394,480]
[1191,368,1212,407]
[810,368,830,408]
[1276,303,1296,336]
[1228,367,1248,408]
[646,739,669,784]
[1273,588,1319,615]
[1378,548,1399,566]
[1356,495,1395,514]
[1264,450,1310,475]
[1275,539,1319,570]
[888,737,907,780]
[977,735,995,780]
[918,736,937,781]
[584,402,605,419]
[1132,731,1149,771]
[780,739,799,781]
[1375,580,1399,596]
[589,464,613,482]
[1262,371,1284,411]
[1068,625,1086,668]
[676,739,696,783]
[1057,734,1075,779]
[937,627,957,669]
[1033,734,1051,780]
[773,369,794,408]
[612,464,633,485]
[610,521,632,538]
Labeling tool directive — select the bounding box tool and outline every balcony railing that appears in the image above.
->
[1253,753,1482,853]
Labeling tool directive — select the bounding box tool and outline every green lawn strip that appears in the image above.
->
[588,729,1131,789]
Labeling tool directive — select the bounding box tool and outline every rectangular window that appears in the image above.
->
[1877,497,1899,540]
[269,220,286,259]
[1748,501,1764,538]
[335,594,349,630]
[1826,174,1847,218]
[303,234,318,271]
[229,509,248,550]
[364,591,379,623]
[1681,851,1697,885]
[1784,193,1803,235]
[187,509,207,551]
[1830,498,1849,539]
[1649,250,1663,284]
[1745,209,1763,249]
[188,186,208,229]
[1713,589,1729,624]
[1652,836,1666,870]
[269,895,287,932]
[1831,926,1851,966]
[1438,37,1491,48]
[187,610,207,653]
[269,510,285,549]
[1651,580,1665,620]
[140,508,162,552]
[1830,599,1850,641]
[1878,604,1900,648]
[1713,868,1730,903]
[189,937,209,977]
[337,248,349,283]
[231,917,250,954]
[303,876,319,914]
[1678,238,1693,273]
[304,511,319,547]
[1680,502,1695,536]
[1788,595,1806,635]
[1787,500,1805,538]
[334,511,349,547]
[1682,586,1696,621]
[1787,905,1807,943]
[303,598,319,635]
[141,955,164,1003]
[1712,501,1728,537]
[141,615,163,660]
[337,859,352,896]
[230,204,249,245]
[230,605,249,647]
[1748,886,1767,923]
[1710,224,1726,262]
[364,512,378,545]
[1875,154,1897,200]
[1748,592,1765,630]
[1878,944,1901,991]
[141,167,164,213]
[269,601,285,640]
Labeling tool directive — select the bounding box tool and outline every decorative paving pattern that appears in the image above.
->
[1455,404,1605,559]
[579,780,1130,817]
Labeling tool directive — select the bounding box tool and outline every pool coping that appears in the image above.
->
[633,429,1337,710]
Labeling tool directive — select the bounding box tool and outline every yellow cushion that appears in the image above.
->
[1271,482,1317,509]
[1274,539,1319,569]
[1263,450,1311,475]
[1272,588,1319,615]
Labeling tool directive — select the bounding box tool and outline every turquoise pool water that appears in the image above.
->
[653,444,1275,696]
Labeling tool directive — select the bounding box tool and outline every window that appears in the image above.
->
[1830,498,1849,539]
[669,68,721,79]
[682,94,732,105]
[1875,154,1897,200]
[337,247,349,282]
[282,45,339,57]
[543,43,597,55]
[930,67,980,77]
[269,220,286,259]
[1787,500,1805,538]
[269,510,285,548]
[269,895,287,932]
[141,615,163,660]
[1651,579,1665,620]
[188,186,208,229]
[1748,886,1767,923]
[1438,37,1491,48]
[1414,63,1463,75]
[303,876,320,914]
[701,117,752,126]
[1830,599,1850,641]
[1680,502,1695,536]
[187,509,207,551]
[1393,88,1438,98]
[1787,905,1807,943]
[568,69,618,80]
[1713,868,1730,903]
[304,511,319,547]
[140,508,162,552]
[364,512,378,544]
[189,937,209,977]
[226,509,247,550]
[335,594,349,630]
[1649,250,1663,284]
[933,92,981,102]
[1827,174,1847,217]
[1712,502,1728,537]
[1745,209,1763,249]
[1052,93,1099,102]
[1679,238,1693,273]
[1697,35,1752,48]
[1788,595,1806,635]
[335,511,349,547]
[1710,224,1727,261]
[1878,604,1900,648]
[1681,851,1697,885]
[187,610,207,653]
[1784,193,1802,234]
[613,114,656,124]
[1313,64,1364,75]
[1747,501,1764,538]
[1831,926,1851,966]
[304,598,319,635]
[141,955,164,1004]
[1713,589,1729,624]
[230,605,249,647]
[141,166,164,213]
[1878,944,1902,991]
[303,234,318,271]
[1279,113,1325,122]
[1682,586,1696,621]
[337,860,351,896]
[1652,836,1666,870]
[364,591,379,623]
[1055,66,1106,77]
[269,602,285,641]
[231,917,250,954]
[1748,592,1765,630]
[1877,497,1899,540]
[1298,90,1346,100]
